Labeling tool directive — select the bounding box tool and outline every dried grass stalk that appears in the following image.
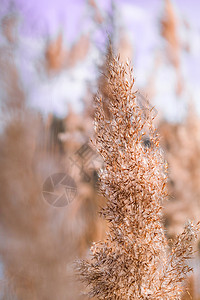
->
[0,80,84,299]
[77,52,199,299]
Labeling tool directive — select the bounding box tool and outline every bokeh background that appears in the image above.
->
[1,0,200,299]
[1,0,200,119]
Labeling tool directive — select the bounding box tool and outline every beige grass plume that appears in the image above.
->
[161,0,182,95]
[0,54,85,299]
[77,52,199,299]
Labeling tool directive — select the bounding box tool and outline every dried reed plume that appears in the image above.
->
[161,0,182,95]
[159,109,200,239]
[77,52,199,299]
[0,55,85,299]
[59,103,107,253]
